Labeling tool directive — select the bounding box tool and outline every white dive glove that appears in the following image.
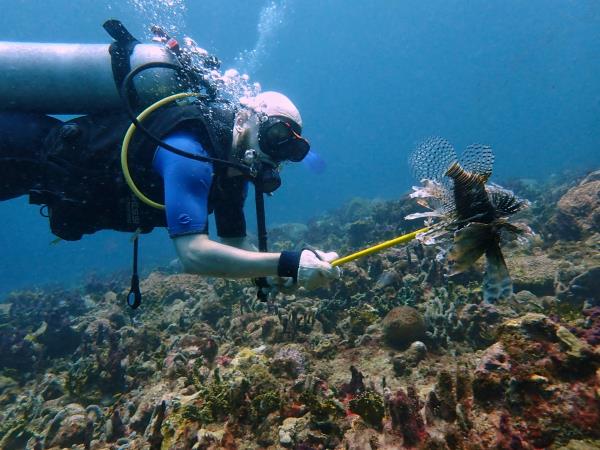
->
[277,249,341,290]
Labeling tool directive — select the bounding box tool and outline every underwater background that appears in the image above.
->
[0,0,598,294]
[2,2,600,449]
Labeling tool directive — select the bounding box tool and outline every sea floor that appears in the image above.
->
[1,168,599,449]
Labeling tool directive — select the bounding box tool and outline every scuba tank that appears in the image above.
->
[0,20,217,115]
[0,42,179,114]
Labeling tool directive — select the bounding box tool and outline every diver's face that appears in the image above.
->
[233,110,258,152]
[233,110,278,167]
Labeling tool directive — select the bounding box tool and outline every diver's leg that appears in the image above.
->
[0,112,62,200]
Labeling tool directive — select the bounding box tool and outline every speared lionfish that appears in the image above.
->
[406,137,530,302]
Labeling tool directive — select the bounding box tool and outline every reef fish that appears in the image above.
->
[406,137,529,302]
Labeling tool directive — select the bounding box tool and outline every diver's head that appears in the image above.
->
[235,91,310,164]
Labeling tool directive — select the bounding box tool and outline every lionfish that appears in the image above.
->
[406,137,530,302]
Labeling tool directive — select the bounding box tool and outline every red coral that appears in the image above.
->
[386,386,426,447]
[216,355,232,367]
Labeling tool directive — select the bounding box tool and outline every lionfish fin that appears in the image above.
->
[483,241,512,302]
[448,223,494,275]
[460,143,494,180]
[486,184,529,217]
[405,211,442,220]
[408,138,457,214]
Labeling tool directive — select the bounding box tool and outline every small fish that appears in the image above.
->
[406,137,529,302]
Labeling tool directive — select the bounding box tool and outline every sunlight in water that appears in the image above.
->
[237,0,292,73]
[129,0,187,36]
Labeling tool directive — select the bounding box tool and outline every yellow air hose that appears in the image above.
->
[331,227,430,267]
[121,92,200,210]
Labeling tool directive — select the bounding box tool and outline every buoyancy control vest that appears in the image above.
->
[30,100,238,241]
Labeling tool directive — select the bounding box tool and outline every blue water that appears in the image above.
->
[1,0,599,295]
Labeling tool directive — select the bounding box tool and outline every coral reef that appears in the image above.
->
[548,170,600,240]
[382,306,427,349]
[0,167,599,449]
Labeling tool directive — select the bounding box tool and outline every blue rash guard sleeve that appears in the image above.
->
[152,131,213,237]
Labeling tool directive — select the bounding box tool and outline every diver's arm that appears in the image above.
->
[154,131,340,287]
[220,236,257,251]
[174,234,279,278]
[154,132,274,278]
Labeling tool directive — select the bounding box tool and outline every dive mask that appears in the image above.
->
[258,116,310,162]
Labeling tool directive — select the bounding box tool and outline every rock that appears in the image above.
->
[197,428,225,448]
[105,409,126,443]
[382,306,426,349]
[44,403,90,448]
[549,172,600,240]
[342,425,383,450]
[257,315,285,344]
[508,254,560,296]
[0,423,34,450]
[0,375,17,394]
[278,416,309,448]
[513,290,539,305]
[558,439,600,450]
[556,326,588,358]
[143,400,166,450]
[0,302,12,321]
[129,400,154,432]
[406,341,427,362]
[581,307,600,345]
[392,341,427,376]
[40,376,65,401]
[564,266,600,304]
[312,334,340,359]
[472,342,511,402]
[107,309,127,329]
[271,345,308,378]
[499,313,558,342]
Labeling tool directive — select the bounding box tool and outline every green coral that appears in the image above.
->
[65,358,100,403]
[250,390,282,422]
[348,389,385,429]
[187,356,207,388]
[244,363,279,395]
[348,305,378,336]
[195,378,234,423]
[180,404,205,422]
[300,391,343,421]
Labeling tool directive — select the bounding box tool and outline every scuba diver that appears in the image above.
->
[0,21,341,306]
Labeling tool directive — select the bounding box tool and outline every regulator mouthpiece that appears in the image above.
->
[243,148,258,165]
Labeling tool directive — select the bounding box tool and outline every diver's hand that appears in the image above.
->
[299,250,341,290]
[278,249,341,291]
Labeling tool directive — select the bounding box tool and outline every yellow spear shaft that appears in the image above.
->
[330,227,429,267]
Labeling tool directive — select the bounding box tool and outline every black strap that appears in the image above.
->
[103,20,141,108]
[127,235,142,309]
[254,185,269,301]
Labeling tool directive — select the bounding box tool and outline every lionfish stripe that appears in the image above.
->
[445,161,489,186]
